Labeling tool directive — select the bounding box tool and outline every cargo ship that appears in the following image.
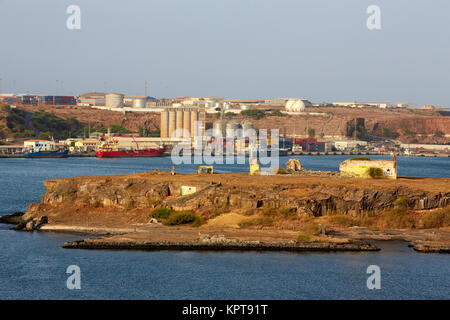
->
[24,149,69,158]
[96,138,165,158]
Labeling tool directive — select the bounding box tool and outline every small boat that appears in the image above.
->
[24,149,69,158]
[96,138,165,158]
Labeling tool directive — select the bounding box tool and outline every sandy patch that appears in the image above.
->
[204,212,252,228]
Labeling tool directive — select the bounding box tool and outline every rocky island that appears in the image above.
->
[2,163,449,253]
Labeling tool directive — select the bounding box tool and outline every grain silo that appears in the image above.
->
[105,93,124,108]
[190,109,199,138]
[176,108,184,138]
[168,109,176,138]
[160,109,169,138]
[183,109,191,138]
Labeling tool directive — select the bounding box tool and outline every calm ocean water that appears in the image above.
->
[0,156,449,299]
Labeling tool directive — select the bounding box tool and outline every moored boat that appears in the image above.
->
[96,138,165,158]
[24,149,69,158]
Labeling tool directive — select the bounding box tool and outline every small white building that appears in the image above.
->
[24,139,56,151]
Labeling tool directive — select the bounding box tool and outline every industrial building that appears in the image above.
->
[0,94,76,106]
[24,139,56,151]
[77,92,106,106]
[332,101,415,109]
[160,106,205,139]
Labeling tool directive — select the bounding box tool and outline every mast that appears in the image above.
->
[132,134,140,151]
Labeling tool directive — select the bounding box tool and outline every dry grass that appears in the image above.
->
[376,208,415,229]
[419,206,450,229]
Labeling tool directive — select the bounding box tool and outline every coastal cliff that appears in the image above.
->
[26,171,449,219]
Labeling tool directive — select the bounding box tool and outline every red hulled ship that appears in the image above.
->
[96,137,165,158]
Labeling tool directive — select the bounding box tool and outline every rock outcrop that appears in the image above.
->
[286,159,302,172]
[20,172,450,225]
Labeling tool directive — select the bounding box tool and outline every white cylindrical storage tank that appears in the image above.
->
[105,93,124,108]
[226,122,241,138]
[133,98,146,108]
[242,122,254,137]
[168,109,176,138]
[213,121,223,137]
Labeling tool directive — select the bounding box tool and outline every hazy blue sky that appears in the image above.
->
[0,0,449,107]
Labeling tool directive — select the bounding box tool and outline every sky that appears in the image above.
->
[0,0,449,107]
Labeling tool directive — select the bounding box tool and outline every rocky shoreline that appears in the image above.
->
[61,239,380,252]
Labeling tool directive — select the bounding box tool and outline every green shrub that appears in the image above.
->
[270,110,284,116]
[240,109,266,120]
[393,196,409,209]
[150,207,173,219]
[163,211,197,226]
[350,157,371,161]
[62,189,76,200]
[367,167,383,178]
[191,216,206,227]
[296,234,312,242]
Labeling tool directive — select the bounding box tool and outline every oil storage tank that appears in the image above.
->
[226,122,241,138]
[105,93,124,108]
[242,122,254,138]
[133,98,146,108]
[213,121,223,137]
